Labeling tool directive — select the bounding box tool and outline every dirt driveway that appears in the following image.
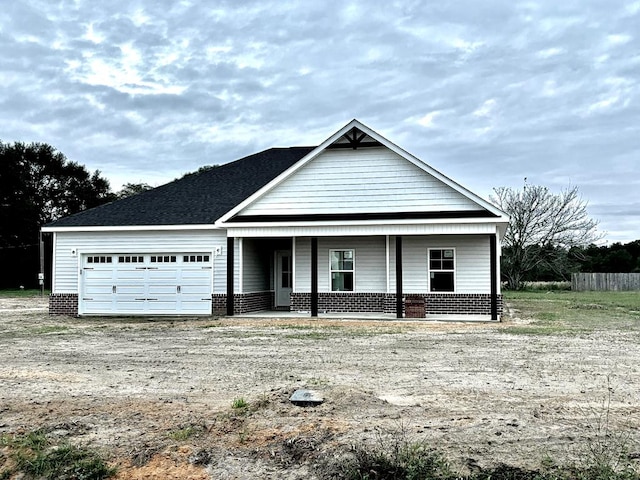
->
[1,296,639,479]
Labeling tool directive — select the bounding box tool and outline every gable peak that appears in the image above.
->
[327,120,383,150]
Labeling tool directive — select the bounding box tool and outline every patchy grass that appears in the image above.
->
[0,429,116,479]
[284,330,334,340]
[280,323,409,340]
[505,291,640,335]
[520,281,572,291]
[167,425,201,441]
[231,397,248,410]
[0,289,48,298]
[29,325,70,335]
[322,427,640,480]
[197,321,222,329]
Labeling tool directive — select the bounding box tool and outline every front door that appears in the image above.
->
[275,250,292,308]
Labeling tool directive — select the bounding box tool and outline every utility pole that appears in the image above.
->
[39,231,45,296]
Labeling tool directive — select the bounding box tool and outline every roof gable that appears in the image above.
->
[45,147,313,228]
[236,147,483,217]
[220,119,506,224]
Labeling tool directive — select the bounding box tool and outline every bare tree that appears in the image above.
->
[491,182,601,290]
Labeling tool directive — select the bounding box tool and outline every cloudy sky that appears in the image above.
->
[2,1,639,243]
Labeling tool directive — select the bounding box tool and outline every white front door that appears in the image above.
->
[275,250,292,308]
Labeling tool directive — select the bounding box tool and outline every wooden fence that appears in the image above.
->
[572,273,640,291]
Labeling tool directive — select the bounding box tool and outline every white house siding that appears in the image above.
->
[240,148,482,216]
[294,237,311,292]
[52,230,227,294]
[390,235,491,294]
[294,236,386,293]
[242,238,270,293]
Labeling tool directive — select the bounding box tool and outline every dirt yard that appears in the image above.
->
[1,295,639,479]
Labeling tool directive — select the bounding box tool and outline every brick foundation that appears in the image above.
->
[291,292,397,314]
[49,293,79,316]
[425,293,503,316]
[212,291,275,315]
[49,292,275,317]
[290,292,503,317]
[53,291,503,318]
[212,294,227,315]
[235,291,274,313]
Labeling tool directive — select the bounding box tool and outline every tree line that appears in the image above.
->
[504,241,640,284]
[1,141,637,291]
[0,141,150,289]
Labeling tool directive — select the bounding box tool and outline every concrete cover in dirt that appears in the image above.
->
[0,296,639,479]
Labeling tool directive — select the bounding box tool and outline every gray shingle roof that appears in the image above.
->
[46,147,314,227]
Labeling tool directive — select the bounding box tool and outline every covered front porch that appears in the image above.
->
[221,231,501,321]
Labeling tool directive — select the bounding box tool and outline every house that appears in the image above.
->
[42,119,509,320]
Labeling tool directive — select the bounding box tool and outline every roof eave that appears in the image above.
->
[41,224,222,233]
[219,216,509,229]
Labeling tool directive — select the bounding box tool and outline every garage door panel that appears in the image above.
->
[149,269,178,279]
[180,300,211,313]
[82,300,113,313]
[115,295,147,303]
[113,301,147,312]
[181,268,211,277]
[179,284,211,295]
[115,270,146,281]
[83,269,112,280]
[147,301,178,311]
[116,285,146,295]
[80,253,212,315]
[148,285,178,295]
[84,283,113,293]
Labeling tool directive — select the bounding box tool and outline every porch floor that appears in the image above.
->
[229,310,498,322]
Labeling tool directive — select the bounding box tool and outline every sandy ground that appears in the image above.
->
[0,296,639,479]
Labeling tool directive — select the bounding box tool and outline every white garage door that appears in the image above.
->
[80,253,212,315]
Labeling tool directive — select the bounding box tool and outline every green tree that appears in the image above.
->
[571,240,640,273]
[491,182,601,290]
[0,141,115,287]
[116,182,153,199]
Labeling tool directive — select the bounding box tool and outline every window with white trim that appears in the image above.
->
[330,249,354,292]
[428,248,455,292]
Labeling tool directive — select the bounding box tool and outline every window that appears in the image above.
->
[183,255,210,263]
[279,255,292,288]
[118,256,143,263]
[429,248,455,292]
[87,256,112,264]
[330,249,354,291]
[150,255,176,263]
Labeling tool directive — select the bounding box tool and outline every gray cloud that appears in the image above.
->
[1,0,638,242]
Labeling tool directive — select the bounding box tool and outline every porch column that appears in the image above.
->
[311,237,318,317]
[227,236,234,316]
[395,236,403,318]
[490,234,498,321]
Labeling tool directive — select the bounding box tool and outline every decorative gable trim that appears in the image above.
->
[216,119,508,226]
